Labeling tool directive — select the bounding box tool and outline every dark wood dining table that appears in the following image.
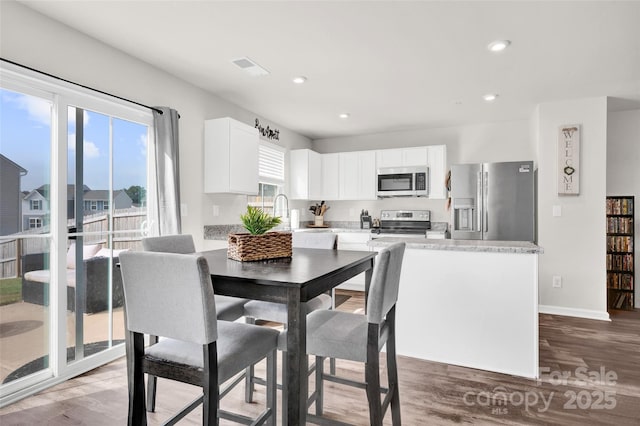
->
[200,247,376,425]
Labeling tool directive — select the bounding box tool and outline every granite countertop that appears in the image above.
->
[369,237,543,254]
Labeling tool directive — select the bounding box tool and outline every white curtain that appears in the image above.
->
[149,107,181,236]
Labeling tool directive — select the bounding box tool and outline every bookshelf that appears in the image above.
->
[606,196,635,311]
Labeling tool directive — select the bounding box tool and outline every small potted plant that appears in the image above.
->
[227,206,292,261]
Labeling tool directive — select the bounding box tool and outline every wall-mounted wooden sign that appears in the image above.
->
[558,124,580,195]
[255,118,280,141]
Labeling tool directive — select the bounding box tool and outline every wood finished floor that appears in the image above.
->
[0,291,639,425]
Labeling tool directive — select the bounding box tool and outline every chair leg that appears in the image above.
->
[365,356,383,426]
[245,364,255,403]
[126,331,147,426]
[386,315,402,425]
[281,351,287,418]
[366,324,383,426]
[202,342,219,426]
[146,335,159,412]
[266,349,277,426]
[315,356,324,416]
[244,317,256,403]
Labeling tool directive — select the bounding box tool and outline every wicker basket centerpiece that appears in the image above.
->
[228,206,292,262]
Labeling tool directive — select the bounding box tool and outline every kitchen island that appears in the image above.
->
[370,237,543,379]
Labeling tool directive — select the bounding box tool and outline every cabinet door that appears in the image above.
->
[229,120,258,194]
[322,153,340,200]
[289,150,310,200]
[339,152,360,200]
[308,150,322,200]
[340,151,377,200]
[359,150,377,200]
[402,147,428,167]
[427,145,447,199]
[376,149,403,168]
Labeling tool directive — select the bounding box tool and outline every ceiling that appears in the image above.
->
[18,1,640,140]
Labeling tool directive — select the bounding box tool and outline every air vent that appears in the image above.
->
[231,57,270,77]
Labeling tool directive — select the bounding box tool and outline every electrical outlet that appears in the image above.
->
[212,205,220,217]
[552,205,562,217]
[180,203,188,217]
[552,275,562,288]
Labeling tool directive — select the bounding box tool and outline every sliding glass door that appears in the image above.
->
[0,63,153,404]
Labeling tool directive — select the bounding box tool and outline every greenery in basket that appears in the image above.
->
[240,206,281,235]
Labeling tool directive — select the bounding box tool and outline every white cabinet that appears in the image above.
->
[335,232,371,291]
[402,147,429,167]
[321,153,340,200]
[290,149,322,200]
[427,145,447,199]
[204,117,258,195]
[376,147,428,168]
[339,151,376,200]
[376,149,403,168]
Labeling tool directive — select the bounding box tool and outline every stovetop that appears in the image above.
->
[372,209,431,235]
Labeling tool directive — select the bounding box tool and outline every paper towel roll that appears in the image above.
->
[290,209,300,229]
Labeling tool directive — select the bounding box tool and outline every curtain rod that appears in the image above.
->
[1,57,167,116]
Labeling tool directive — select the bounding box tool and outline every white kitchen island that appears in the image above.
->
[370,238,543,379]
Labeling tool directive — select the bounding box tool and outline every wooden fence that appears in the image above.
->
[0,208,146,279]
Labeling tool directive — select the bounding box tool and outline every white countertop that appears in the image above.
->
[369,237,543,254]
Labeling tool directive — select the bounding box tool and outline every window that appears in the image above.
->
[29,218,43,228]
[90,200,97,210]
[103,200,109,210]
[30,199,42,210]
[248,142,286,215]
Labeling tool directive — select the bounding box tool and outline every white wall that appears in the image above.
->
[309,119,534,223]
[607,109,640,308]
[535,97,609,320]
[0,2,311,251]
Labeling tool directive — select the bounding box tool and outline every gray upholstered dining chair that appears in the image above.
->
[119,251,279,426]
[243,231,337,406]
[306,241,406,426]
[142,234,249,412]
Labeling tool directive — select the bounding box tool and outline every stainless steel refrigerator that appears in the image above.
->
[450,161,535,241]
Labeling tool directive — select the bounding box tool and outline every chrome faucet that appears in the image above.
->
[273,193,289,220]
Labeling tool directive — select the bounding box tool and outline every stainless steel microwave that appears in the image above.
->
[377,166,429,197]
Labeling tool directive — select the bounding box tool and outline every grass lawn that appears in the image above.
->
[0,277,22,306]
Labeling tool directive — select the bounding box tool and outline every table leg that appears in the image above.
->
[286,287,307,425]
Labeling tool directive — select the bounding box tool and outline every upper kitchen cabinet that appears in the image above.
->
[340,151,377,200]
[290,149,322,200]
[376,147,428,168]
[427,145,447,199]
[321,153,340,200]
[204,117,259,195]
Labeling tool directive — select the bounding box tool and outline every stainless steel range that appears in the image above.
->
[371,209,431,238]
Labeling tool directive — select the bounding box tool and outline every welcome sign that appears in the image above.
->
[558,124,580,195]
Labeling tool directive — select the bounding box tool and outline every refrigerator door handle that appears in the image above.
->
[477,171,483,232]
[483,172,489,232]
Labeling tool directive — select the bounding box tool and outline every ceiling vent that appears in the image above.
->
[231,57,270,77]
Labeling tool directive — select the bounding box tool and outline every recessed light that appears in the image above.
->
[483,93,499,102]
[487,40,511,52]
[339,113,350,119]
[292,76,307,84]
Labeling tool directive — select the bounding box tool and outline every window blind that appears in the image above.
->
[258,143,285,184]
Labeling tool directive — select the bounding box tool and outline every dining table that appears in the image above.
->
[200,247,377,425]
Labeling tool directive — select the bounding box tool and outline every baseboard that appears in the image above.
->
[538,304,610,321]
